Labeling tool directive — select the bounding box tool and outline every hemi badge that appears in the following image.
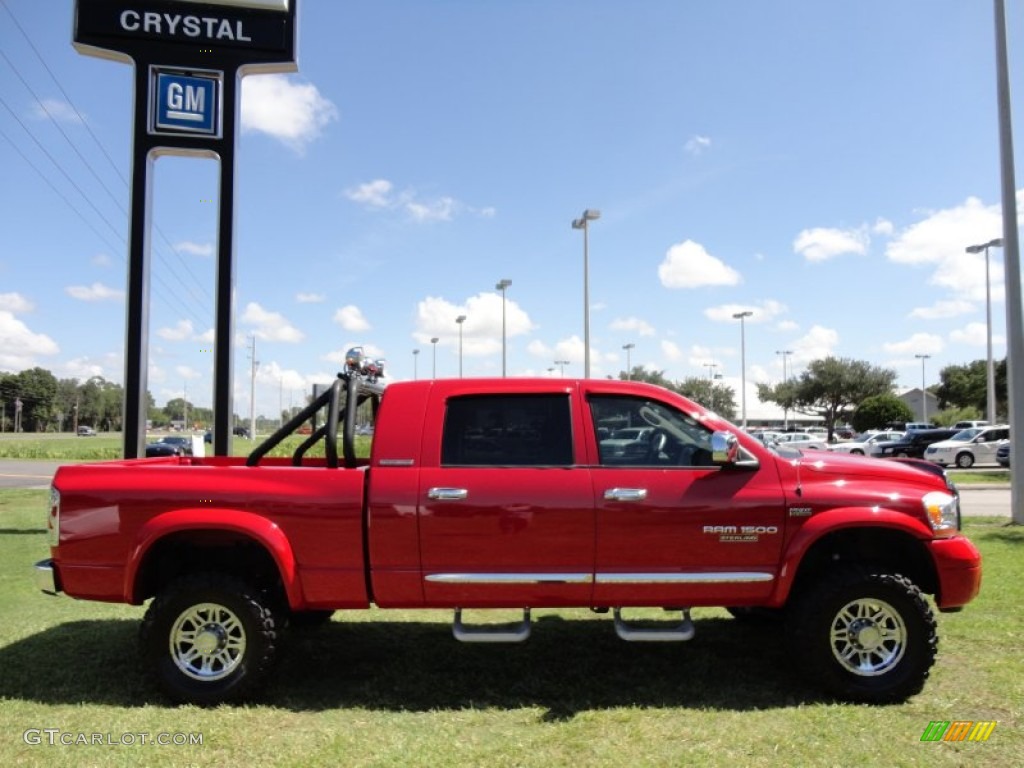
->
[789,507,813,517]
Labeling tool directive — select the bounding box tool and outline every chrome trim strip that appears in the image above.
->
[425,572,593,584]
[378,458,414,467]
[425,571,773,585]
[595,571,774,584]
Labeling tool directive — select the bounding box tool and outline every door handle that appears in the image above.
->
[603,488,648,501]
[428,487,469,501]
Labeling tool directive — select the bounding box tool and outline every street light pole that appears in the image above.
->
[555,360,569,377]
[776,349,793,430]
[703,362,718,411]
[413,349,420,380]
[455,315,466,378]
[733,311,753,427]
[622,343,635,380]
[495,279,512,377]
[915,353,931,423]
[571,209,600,378]
[430,337,439,379]
[966,238,1004,424]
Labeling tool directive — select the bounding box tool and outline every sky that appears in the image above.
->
[1,0,1023,421]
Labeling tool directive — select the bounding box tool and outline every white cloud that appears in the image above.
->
[175,241,214,257]
[157,320,195,342]
[882,333,944,356]
[950,322,1004,348]
[658,240,741,288]
[704,299,788,324]
[776,320,799,332]
[323,343,386,366]
[333,305,371,332]
[91,253,112,267]
[661,340,683,361]
[610,317,655,337]
[685,135,711,155]
[344,178,493,222]
[345,179,393,208]
[241,74,338,151]
[296,292,325,304]
[414,293,535,357]
[175,365,202,380]
[791,325,839,363]
[65,282,124,302]
[885,195,1010,302]
[31,99,83,124]
[909,300,975,320]
[872,218,895,236]
[241,302,305,343]
[0,310,59,369]
[793,226,869,262]
[0,293,34,313]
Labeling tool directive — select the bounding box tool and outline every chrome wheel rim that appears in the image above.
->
[829,597,906,677]
[169,602,247,681]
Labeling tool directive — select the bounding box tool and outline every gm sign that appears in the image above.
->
[151,68,221,136]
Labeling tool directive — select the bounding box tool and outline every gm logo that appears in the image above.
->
[151,68,221,137]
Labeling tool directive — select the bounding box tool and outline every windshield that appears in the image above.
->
[950,428,981,442]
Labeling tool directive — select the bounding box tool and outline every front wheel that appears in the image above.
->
[787,567,937,703]
[956,452,975,468]
[140,573,281,705]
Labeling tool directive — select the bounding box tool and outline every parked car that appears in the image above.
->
[154,435,193,456]
[772,432,829,450]
[144,442,181,457]
[599,426,655,462]
[77,426,96,436]
[925,425,1011,468]
[872,429,960,459]
[996,443,1011,468]
[829,430,904,456]
[953,420,990,430]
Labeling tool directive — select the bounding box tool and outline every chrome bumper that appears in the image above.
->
[34,559,61,596]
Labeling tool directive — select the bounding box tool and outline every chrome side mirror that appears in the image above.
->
[711,431,739,464]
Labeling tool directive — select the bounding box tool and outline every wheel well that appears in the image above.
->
[133,531,284,604]
[790,527,937,600]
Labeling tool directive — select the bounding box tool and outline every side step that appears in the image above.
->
[453,608,531,643]
[613,607,695,642]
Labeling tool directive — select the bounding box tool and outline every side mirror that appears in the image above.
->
[711,431,739,464]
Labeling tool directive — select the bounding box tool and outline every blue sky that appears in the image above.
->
[1,0,1022,419]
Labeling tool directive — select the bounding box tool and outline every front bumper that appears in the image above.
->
[927,537,982,610]
[34,559,61,596]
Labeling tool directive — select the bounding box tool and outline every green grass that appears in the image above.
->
[0,489,1020,766]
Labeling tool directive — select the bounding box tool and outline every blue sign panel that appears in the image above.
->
[152,69,221,137]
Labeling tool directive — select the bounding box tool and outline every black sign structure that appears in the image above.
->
[73,0,297,458]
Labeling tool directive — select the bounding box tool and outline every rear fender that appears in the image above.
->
[125,508,301,607]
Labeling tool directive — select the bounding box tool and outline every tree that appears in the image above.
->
[759,357,898,440]
[936,358,1007,419]
[10,367,58,432]
[852,394,914,433]
[675,376,737,422]
[617,366,675,389]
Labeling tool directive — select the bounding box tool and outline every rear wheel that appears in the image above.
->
[140,573,280,705]
[787,566,937,703]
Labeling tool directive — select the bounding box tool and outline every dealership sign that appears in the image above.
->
[72,0,298,459]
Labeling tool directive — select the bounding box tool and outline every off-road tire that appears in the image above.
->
[140,572,279,705]
[787,566,937,703]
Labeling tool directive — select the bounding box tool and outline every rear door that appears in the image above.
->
[416,385,595,607]
[585,389,787,607]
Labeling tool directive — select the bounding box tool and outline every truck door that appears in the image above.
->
[586,392,786,607]
[417,391,595,607]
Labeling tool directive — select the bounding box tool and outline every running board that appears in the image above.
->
[452,608,532,643]
[613,608,695,642]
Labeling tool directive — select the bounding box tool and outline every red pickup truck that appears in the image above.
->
[35,363,981,705]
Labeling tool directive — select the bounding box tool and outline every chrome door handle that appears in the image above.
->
[428,487,469,501]
[603,488,648,501]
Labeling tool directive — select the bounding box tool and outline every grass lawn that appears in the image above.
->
[0,490,1020,766]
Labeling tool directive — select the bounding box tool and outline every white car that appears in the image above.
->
[829,430,904,456]
[924,425,1010,468]
[773,432,829,451]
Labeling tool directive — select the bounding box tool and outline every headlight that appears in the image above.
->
[922,491,959,536]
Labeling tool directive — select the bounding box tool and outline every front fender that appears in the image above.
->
[124,508,302,607]
[772,507,934,604]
